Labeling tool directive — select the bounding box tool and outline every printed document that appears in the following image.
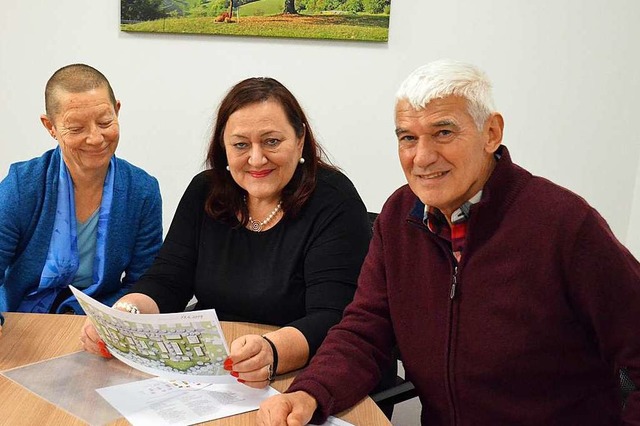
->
[71,286,234,383]
[97,378,353,426]
[97,377,279,425]
[73,287,354,425]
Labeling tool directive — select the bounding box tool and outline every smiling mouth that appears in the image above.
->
[419,171,449,179]
[249,170,272,178]
[84,147,109,155]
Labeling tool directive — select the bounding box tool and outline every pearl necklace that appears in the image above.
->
[247,200,282,232]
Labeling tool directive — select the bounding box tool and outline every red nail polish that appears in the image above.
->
[230,371,239,378]
[224,358,233,366]
[237,378,245,383]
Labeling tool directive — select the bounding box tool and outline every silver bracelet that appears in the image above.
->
[266,363,274,382]
[112,301,140,314]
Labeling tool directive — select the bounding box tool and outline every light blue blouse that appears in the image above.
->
[72,209,99,289]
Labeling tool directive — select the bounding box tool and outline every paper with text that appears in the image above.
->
[97,377,353,426]
[97,377,279,426]
[71,286,234,383]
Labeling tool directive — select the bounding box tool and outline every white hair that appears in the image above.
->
[396,59,495,130]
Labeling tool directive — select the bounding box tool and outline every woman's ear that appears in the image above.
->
[40,114,56,139]
[297,123,306,151]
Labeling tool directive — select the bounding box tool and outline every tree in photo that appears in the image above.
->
[121,0,168,21]
[283,0,297,14]
[342,0,363,13]
[362,0,388,14]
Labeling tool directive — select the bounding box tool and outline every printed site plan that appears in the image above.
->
[70,286,233,383]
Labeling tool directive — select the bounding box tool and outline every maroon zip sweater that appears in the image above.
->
[288,146,640,425]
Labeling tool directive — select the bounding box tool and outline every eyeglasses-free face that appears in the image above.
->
[223,100,304,206]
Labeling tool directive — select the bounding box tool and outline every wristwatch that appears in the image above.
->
[112,301,140,314]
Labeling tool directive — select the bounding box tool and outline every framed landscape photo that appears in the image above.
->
[121,0,391,42]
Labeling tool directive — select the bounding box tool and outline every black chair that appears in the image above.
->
[371,377,418,407]
[366,212,419,417]
[372,368,635,413]
[621,367,637,408]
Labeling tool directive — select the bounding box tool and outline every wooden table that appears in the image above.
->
[0,312,390,425]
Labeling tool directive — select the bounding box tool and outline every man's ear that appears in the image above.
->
[40,114,56,139]
[115,100,121,116]
[484,112,504,153]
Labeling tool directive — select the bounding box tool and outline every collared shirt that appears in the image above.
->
[423,191,483,263]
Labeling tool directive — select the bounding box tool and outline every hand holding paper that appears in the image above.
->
[71,286,234,383]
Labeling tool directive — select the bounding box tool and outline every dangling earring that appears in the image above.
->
[298,158,305,164]
[226,165,230,171]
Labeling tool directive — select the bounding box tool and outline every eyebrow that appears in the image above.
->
[395,118,459,135]
[226,129,284,139]
[64,108,114,121]
[432,119,458,127]
[260,130,284,137]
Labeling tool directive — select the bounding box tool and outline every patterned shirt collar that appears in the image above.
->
[423,190,483,263]
[423,190,483,226]
[419,148,501,262]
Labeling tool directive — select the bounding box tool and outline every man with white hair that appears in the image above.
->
[256,59,640,425]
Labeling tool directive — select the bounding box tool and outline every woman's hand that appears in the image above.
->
[80,293,159,358]
[79,317,112,358]
[225,334,274,389]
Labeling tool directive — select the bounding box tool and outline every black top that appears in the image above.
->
[131,167,371,355]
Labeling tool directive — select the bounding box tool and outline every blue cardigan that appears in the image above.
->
[0,148,162,321]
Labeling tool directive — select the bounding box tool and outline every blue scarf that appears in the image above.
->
[18,151,115,313]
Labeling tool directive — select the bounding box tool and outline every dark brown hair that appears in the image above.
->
[205,77,335,226]
[45,64,116,118]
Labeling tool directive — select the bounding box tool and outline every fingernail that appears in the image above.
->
[230,371,239,378]
[224,358,233,366]
[237,378,245,383]
[99,347,113,359]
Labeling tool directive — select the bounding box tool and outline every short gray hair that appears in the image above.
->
[396,59,495,130]
[45,64,116,118]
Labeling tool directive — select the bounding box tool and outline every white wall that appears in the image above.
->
[1,0,639,258]
[627,152,640,258]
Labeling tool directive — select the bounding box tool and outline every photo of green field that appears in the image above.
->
[121,0,391,42]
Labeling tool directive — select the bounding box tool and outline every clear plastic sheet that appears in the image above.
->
[2,351,151,425]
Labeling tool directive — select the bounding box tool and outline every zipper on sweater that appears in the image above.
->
[445,265,459,426]
[449,266,458,299]
[412,215,461,423]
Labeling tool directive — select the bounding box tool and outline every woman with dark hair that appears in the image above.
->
[81,77,371,388]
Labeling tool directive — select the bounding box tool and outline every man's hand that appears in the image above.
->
[256,391,317,426]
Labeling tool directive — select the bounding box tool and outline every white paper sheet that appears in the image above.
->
[97,377,279,426]
[321,417,354,426]
[97,377,353,426]
[71,286,235,383]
